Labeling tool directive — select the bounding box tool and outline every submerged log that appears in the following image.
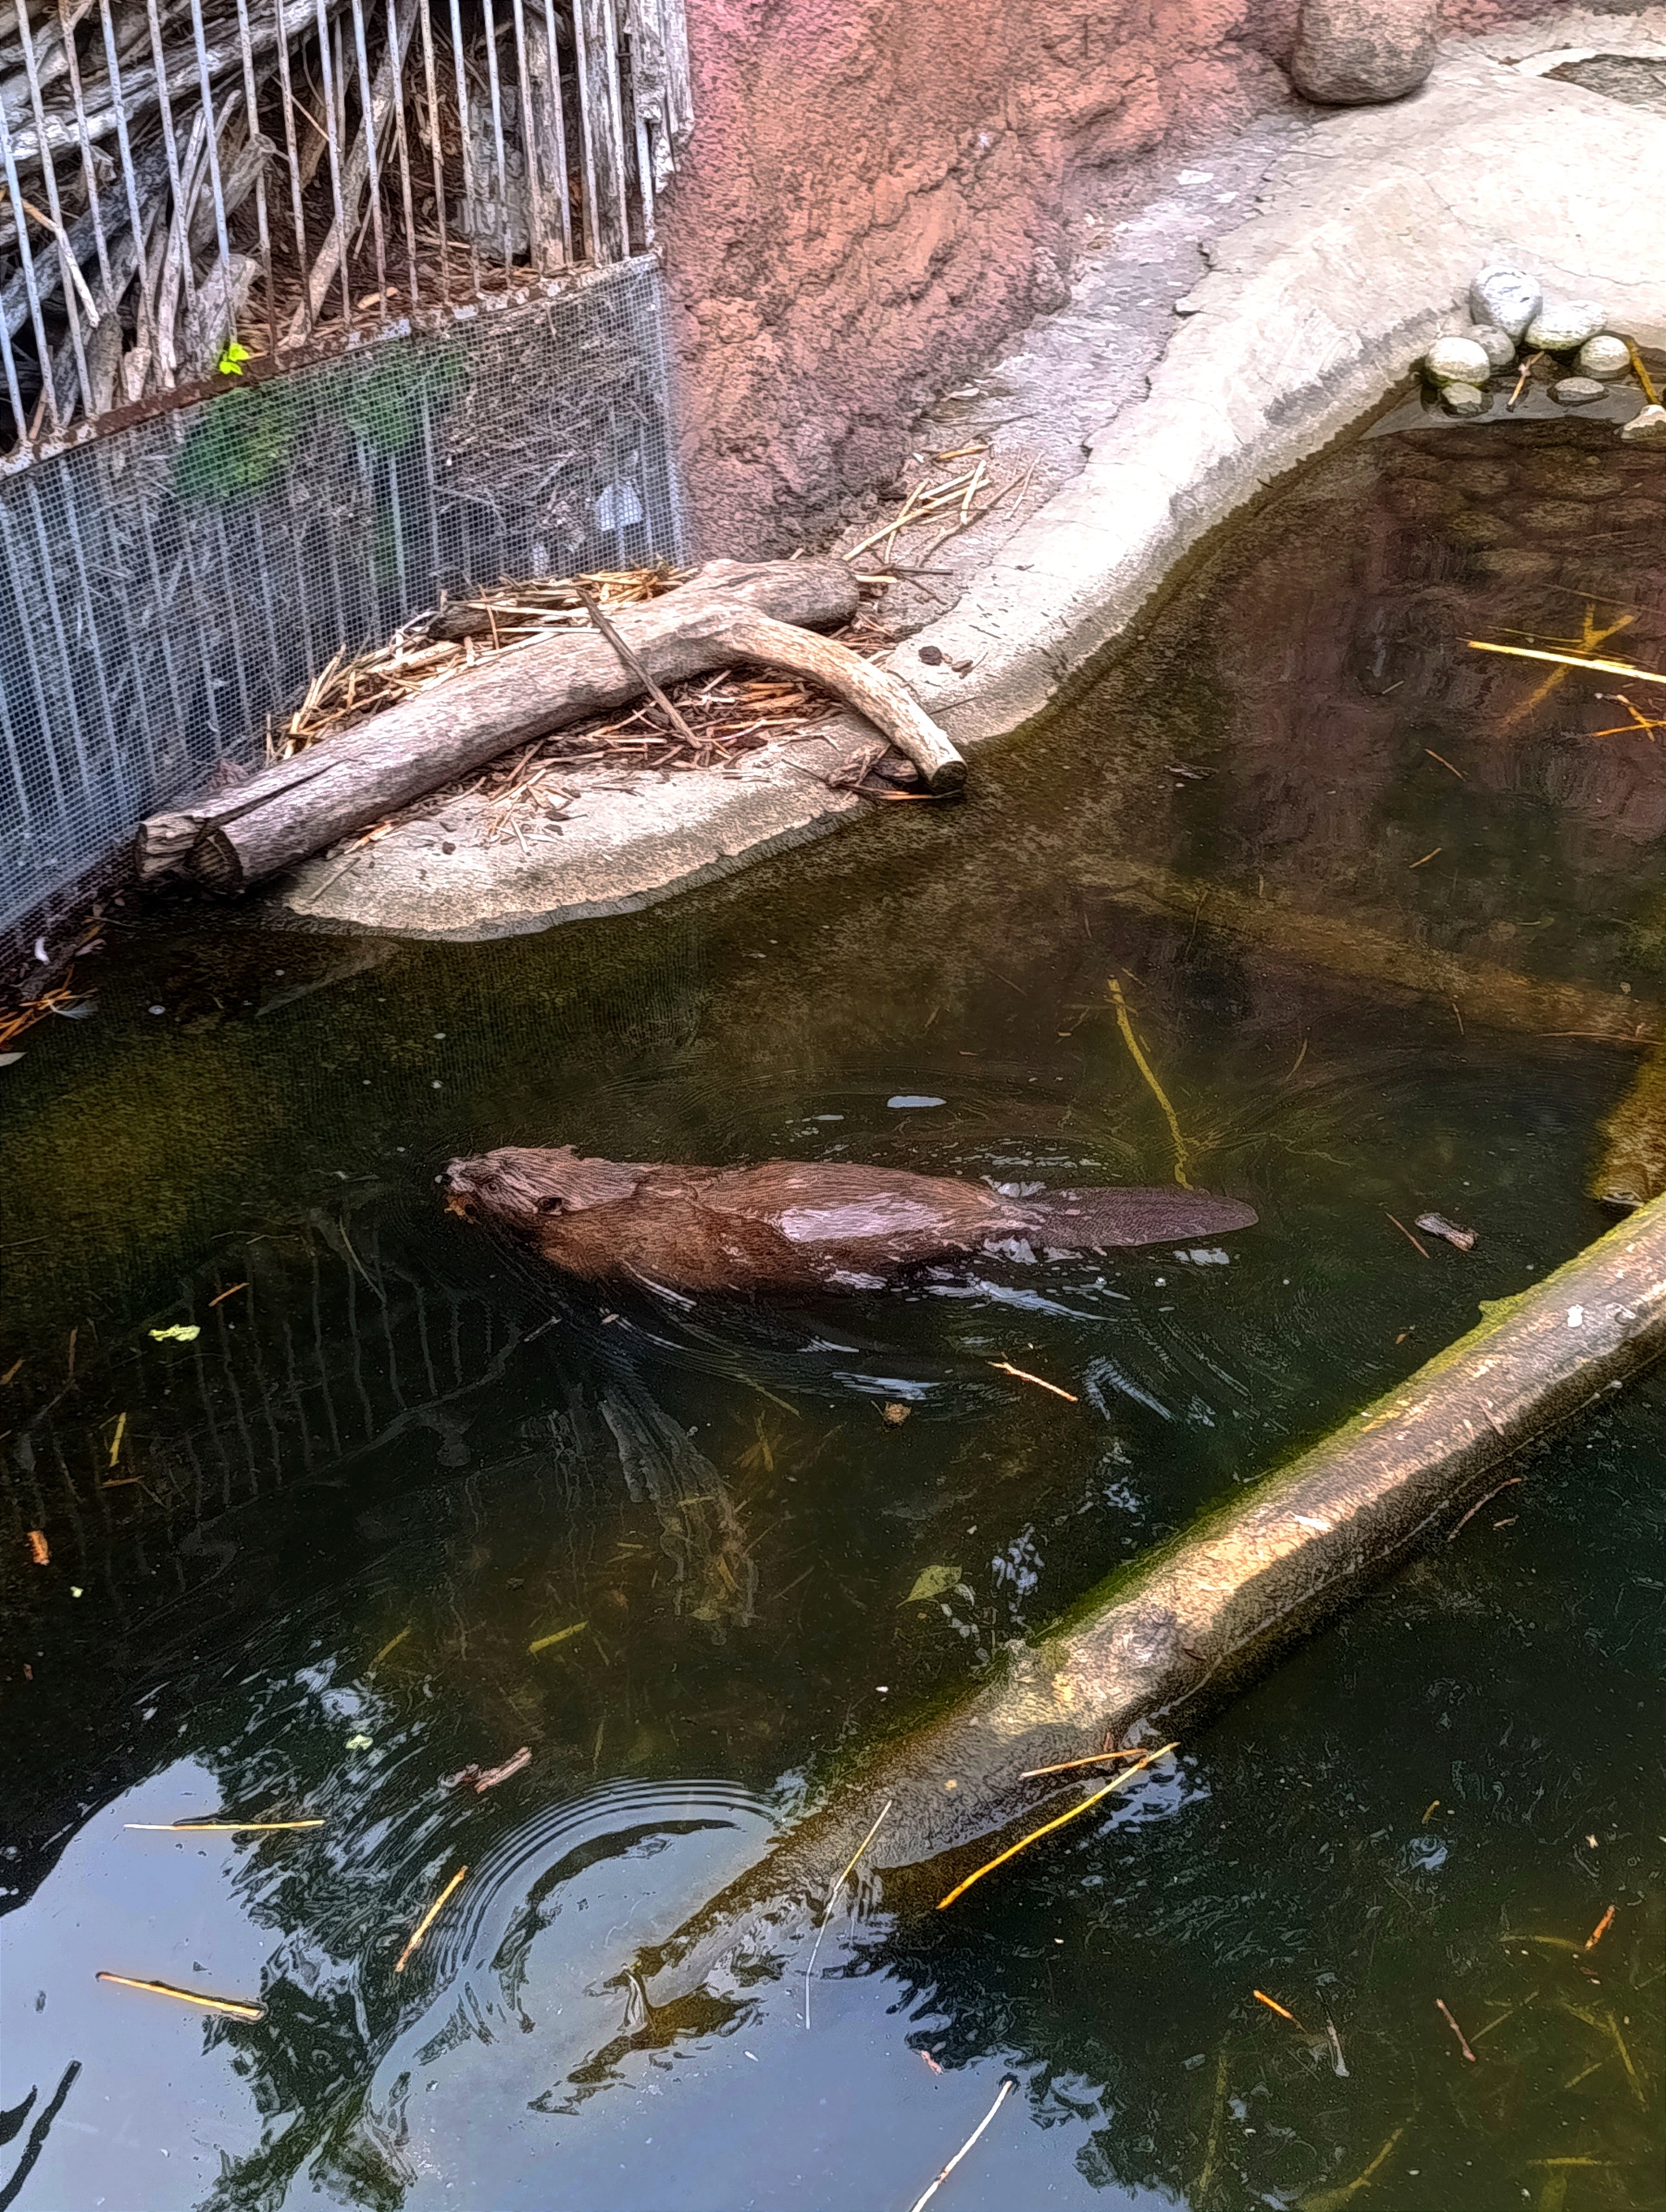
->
[638,1194,1666,1998]
[135,559,961,894]
[1084,857,1659,1047]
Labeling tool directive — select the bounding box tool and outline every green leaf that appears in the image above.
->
[175,381,299,502]
[903,1564,962,1605]
[216,339,253,377]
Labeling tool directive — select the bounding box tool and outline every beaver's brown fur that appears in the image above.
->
[443,1145,1258,1295]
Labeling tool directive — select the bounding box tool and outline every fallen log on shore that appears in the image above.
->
[1083,857,1659,1047]
[639,1193,1666,2000]
[136,558,965,894]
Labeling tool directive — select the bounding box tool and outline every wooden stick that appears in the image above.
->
[125,1818,324,1831]
[935,1742,1176,1910]
[1468,641,1666,688]
[573,581,701,750]
[96,1971,264,2020]
[395,1864,466,1972]
[1017,1748,1146,1780]
[1437,1996,1477,2062]
[988,1359,1077,1403]
[905,2077,1016,2212]
[804,1797,892,2029]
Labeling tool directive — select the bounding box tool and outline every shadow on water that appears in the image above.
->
[2,414,1664,2209]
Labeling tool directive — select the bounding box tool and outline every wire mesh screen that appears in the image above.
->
[0,0,690,456]
[0,251,682,960]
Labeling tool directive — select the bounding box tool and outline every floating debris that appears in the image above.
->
[1468,640,1666,688]
[148,1325,201,1343]
[880,1402,913,1426]
[1253,1989,1306,2031]
[371,1626,412,1666]
[1416,1213,1477,1252]
[124,1818,325,1832]
[988,1360,1078,1404]
[27,1531,48,1566]
[446,1748,532,1795]
[1385,1213,1430,1259]
[96,1972,264,2022]
[1018,1748,1148,1781]
[1437,1996,1477,2062]
[1585,1905,1616,1951]
[394,1865,468,1975]
[207,1282,249,1306]
[936,1742,1176,1910]
[1108,976,1193,1188]
[528,1622,587,1656]
[1446,1476,1522,1544]
[804,1798,893,2029]
[904,1565,962,1605]
[905,2075,1016,2212]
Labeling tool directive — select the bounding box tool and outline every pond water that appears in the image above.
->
[2,414,1664,2212]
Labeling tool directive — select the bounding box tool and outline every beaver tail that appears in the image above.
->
[1023,1186,1258,1251]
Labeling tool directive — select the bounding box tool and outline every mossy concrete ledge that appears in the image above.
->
[643,1194,1666,1992]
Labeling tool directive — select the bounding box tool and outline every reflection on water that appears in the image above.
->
[2,414,1664,2209]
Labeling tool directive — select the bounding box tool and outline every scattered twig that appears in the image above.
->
[1254,1988,1306,2031]
[935,1742,1176,1910]
[96,1971,264,2021]
[1424,749,1465,778]
[1018,1748,1146,1781]
[1585,1905,1616,1951]
[1108,976,1192,1188]
[528,1621,587,1655]
[1384,1212,1429,1259]
[905,2075,1016,2212]
[804,1797,893,2028]
[27,1530,49,1565]
[1468,641,1666,688]
[125,1818,324,1831]
[1408,847,1442,869]
[208,1282,248,1305]
[446,1746,532,1794]
[1437,1996,1476,2062]
[987,1359,1077,1403]
[394,1863,467,1974]
[573,581,702,752]
[1446,1476,1521,1544]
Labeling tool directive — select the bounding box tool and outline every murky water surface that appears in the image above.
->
[3,416,1664,2210]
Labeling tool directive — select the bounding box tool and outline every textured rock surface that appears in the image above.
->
[1466,320,1518,368]
[1470,260,1542,337]
[1293,0,1440,101]
[1442,378,1490,413]
[1579,333,1632,377]
[1425,333,1492,381]
[654,0,1554,558]
[1525,297,1607,349]
[1552,375,1606,404]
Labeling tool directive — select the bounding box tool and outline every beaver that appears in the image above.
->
[443,1145,1258,1295]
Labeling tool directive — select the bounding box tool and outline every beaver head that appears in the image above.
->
[443,1145,643,1231]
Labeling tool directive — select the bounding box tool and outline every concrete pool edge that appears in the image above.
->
[641,1192,1666,1995]
[283,12,1666,940]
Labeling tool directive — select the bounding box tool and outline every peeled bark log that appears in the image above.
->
[137,559,951,893]
[639,1193,1666,2002]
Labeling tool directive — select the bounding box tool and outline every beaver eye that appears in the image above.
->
[537,1195,565,1213]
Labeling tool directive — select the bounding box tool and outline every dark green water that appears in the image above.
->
[2,416,1664,2211]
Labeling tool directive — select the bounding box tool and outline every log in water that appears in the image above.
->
[640,1191,1666,1996]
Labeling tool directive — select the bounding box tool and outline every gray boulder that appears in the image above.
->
[1469,265,1541,341]
[1577,334,1630,379]
[1291,0,1438,103]
[1551,377,1605,407]
[1424,335,1493,386]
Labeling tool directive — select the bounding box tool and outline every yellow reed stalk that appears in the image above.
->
[395,1865,467,1973]
[1107,979,1192,1187]
[935,1742,1177,1909]
[96,1972,264,2021]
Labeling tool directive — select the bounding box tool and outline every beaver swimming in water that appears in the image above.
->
[443,1146,1257,1295]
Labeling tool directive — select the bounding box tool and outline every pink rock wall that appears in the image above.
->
[656,0,1546,559]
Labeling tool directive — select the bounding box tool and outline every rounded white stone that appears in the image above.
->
[1469,264,1541,341]
[1464,324,1516,371]
[1577,334,1630,380]
[1441,381,1489,418]
[1524,299,1606,352]
[1551,377,1605,407]
[1425,336,1492,387]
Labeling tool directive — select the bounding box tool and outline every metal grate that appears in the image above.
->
[0,0,689,455]
[0,251,683,960]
